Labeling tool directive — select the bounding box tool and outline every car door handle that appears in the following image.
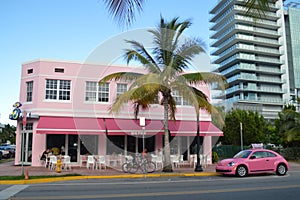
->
[266,159,269,161]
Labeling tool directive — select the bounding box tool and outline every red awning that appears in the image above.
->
[105,118,164,136]
[169,121,223,136]
[36,116,106,135]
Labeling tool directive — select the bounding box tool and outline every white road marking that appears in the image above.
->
[0,185,29,200]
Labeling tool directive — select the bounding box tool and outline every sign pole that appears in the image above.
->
[240,122,243,150]
[21,111,27,176]
[140,117,146,152]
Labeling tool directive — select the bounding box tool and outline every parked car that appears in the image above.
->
[0,145,15,158]
[0,151,2,160]
[215,148,289,177]
[0,149,11,158]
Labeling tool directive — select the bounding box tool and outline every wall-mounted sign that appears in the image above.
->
[9,102,22,120]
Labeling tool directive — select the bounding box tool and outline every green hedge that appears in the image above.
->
[279,147,300,161]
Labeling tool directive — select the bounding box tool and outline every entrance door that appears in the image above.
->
[21,123,33,164]
[67,135,78,162]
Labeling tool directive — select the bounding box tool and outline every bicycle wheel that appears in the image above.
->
[144,161,156,173]
[127,163,139,174]
[122,163,129,173]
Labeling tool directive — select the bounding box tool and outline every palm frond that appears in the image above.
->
[172,39,206,71]
[103,0,145,27]
[124,40,161,74]
[286,126,300,142]
[244,0,270,19]
[181,72,228,90]
[99,72,142,84]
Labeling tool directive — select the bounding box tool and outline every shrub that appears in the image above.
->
[212,151,219,163]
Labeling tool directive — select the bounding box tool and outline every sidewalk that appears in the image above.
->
[0,160,218,177]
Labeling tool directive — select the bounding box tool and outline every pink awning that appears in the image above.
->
[36,116,106,135]
[36,117,222,136]
[105,118,164,136]
[169,121,223,136]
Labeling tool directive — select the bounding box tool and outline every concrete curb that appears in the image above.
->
[0,172,221,185]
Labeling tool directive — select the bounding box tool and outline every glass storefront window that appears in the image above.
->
[46,134,65,155]
[107,136,125,154]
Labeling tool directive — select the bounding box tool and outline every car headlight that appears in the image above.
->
[228,161,235,167]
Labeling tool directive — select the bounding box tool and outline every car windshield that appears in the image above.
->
[233,150,252,158]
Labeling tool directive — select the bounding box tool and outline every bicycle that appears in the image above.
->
[122,154,156,174]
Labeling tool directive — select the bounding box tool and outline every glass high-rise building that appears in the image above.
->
[285,2,300,102]
[210,0,299,120]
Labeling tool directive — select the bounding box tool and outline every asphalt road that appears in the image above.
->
[2,171,300,200]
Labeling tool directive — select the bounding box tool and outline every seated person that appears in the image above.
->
[40,149,51,161]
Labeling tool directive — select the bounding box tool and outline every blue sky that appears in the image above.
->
[0,0,217,125]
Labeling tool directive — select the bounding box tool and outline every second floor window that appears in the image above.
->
[85,81,109,102]
[172,90,191,106]
[117,83,127,97]
[26,81,33,102]
[45,79,71,101]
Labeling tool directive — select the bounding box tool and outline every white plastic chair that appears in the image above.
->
[86,155,95,170]
[178,155,185,167]
[79,155,87,168]
[171,155,179,168]
[190,154,197,168]
[96,155,106,170]
[156,155,163,169]
[62,155,71,170]
[49,156,57,170]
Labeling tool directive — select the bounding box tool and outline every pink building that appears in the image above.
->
[14,59,222,167]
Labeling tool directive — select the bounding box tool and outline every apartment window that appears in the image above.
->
[172,90,191,106]
[85,81,109,102]
[117,83,127,97]
[98,83,109,102]
[26,81,33,102]
[54,68,64,73]
[45,79,71,101]
[27,69,33,74]
[172,90,182,105]
[85,82,97,101]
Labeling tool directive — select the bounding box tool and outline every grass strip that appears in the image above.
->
[0,173,81,180]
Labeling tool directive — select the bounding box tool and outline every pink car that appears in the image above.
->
[216,149,289,177]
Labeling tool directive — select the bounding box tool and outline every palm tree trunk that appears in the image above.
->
[195,112,203,172]
[162,94,173,172]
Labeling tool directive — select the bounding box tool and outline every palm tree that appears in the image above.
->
[104,0,271,27]
[99,16,226,172]
[281,109,300,142]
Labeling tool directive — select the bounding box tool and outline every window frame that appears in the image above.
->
[116,83,127,97]
[45,79,71,101]
[26,81,33,102]
[85,81,110,103]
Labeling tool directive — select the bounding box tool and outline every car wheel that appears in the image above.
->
[236,165,248,177]
[276,164,287,176]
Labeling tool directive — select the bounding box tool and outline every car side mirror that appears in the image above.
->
[250,156,256,159]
